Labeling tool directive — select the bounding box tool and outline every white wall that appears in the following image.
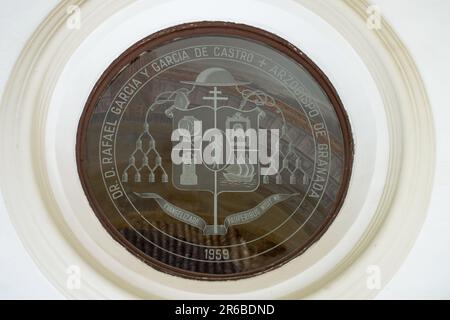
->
[0,0,63,299]
[371,0,450,299]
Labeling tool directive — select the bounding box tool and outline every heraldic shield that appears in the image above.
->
[168,105,262,194]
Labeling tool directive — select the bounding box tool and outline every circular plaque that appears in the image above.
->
[77,22,353,280]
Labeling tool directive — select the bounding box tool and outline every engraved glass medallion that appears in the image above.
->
[77,22,353,280]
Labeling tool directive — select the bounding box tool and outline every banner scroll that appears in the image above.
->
[134,192,297,235]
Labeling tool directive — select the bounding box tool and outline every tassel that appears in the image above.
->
[290,174,296,184]
[303,174,308,185]
[134,172,141,183]
[276,174,282,184]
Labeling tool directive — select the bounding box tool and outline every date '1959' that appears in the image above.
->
[204,248,230,260]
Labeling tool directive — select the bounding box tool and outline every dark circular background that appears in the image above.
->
[76,22,353,280]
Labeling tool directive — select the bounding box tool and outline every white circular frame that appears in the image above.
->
[0,0,434,299]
